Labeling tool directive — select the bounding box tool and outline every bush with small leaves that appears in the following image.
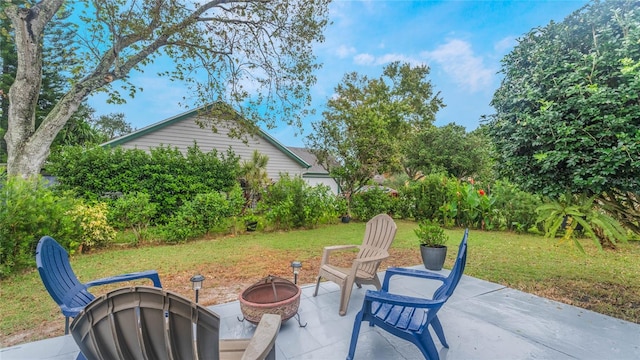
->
[109,192,157,245]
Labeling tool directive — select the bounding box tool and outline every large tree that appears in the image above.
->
[89,112,133,140]
[405,123,493,181]
[307,62,443,202]
[486,0,640,231]
[1,1,92,162]
[4,0,329,176]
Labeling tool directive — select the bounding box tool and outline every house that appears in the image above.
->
[287,146,338,194]
[101,104,338,192]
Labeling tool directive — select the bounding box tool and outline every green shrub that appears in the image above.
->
[66,202,116,250]
[47,144,240,222]
[109,192,157,245]
[261,174,338,230]
[350,186,393,221]
[161,186,245,243]
[162,216,199,244]
[0,177,80,277]
[305,184,342,225]
[407,174,459,222]
[492,180,542,232]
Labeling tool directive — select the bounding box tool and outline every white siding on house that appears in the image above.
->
[117,118,306,181]
[304,176,339,194]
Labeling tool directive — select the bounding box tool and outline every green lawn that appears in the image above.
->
[1,220,639,347]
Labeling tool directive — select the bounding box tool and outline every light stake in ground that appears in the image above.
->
[190,274,205,303]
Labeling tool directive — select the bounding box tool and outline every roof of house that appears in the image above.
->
[287,147,329,175]
[101,103,310,169]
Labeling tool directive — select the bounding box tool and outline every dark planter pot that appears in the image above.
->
[245,221,258,232]
[341,216,351,223]
[420,245,447,271]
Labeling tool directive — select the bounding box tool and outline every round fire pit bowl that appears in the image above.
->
[239,275,301,325]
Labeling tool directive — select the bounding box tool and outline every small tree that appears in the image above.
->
[307,62,443,210]
[240,150,270,210]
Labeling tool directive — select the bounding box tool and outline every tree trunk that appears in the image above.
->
[4,0,65,177]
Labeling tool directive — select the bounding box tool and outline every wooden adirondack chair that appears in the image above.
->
[347,229,469,360]
[313,213,397,316]
[35,236,162,334]
[70,286,281,360]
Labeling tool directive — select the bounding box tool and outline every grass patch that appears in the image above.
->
[1,220,639,347]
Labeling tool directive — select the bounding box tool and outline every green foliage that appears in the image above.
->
[487,0,640,199]
[66,202,115,250]
[109,192,157,245]
[89,112,134,140]
[537,193,628,252]
[405,124,494,181]
[454,182,497,230]
[240,150,270,209]
[0,176,107,277]
[47,144,240,222]
[414,219,449,247]
[307,62,444,208]
[350,186,393,221]
[260,174,339,230]
[162,187,244,244]
[492,180,543,232]
[404,174,459,222]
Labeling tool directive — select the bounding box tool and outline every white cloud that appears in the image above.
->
[354,53,375,65]
[352,52,423,67]
[421,39,494,92]
[335,45,356,58]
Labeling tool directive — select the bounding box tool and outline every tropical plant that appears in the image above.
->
[414,219,448,247]
[536,193,628,251]
[240,150,270,209]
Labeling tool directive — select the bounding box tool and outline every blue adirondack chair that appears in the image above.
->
[35,236,162,334]
[347,229,468,360]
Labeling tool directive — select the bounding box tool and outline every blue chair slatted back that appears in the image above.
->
[433,228,468,300]
[35,236,94,315]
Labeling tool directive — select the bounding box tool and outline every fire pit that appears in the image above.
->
[239,275,301,325]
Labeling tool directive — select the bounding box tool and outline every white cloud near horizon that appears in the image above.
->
[421,39,494,92]
[335,45,357,58]
[353,52,423,67]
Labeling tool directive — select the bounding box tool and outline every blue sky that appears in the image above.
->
[88,0,589,147]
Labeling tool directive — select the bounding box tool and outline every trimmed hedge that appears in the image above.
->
[47,144,240,222]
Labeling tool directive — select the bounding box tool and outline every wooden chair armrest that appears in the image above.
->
[241,313,281,360]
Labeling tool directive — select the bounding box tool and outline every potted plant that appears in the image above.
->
[415,219,449,270]
[243,213,260,232]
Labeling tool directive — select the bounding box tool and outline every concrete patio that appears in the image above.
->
[2,265,639,359]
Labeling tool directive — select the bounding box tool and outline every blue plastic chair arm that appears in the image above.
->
[365,289,447,309]
[382,267,447,291]
[60,304,87,318]
[85,270,162,288]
